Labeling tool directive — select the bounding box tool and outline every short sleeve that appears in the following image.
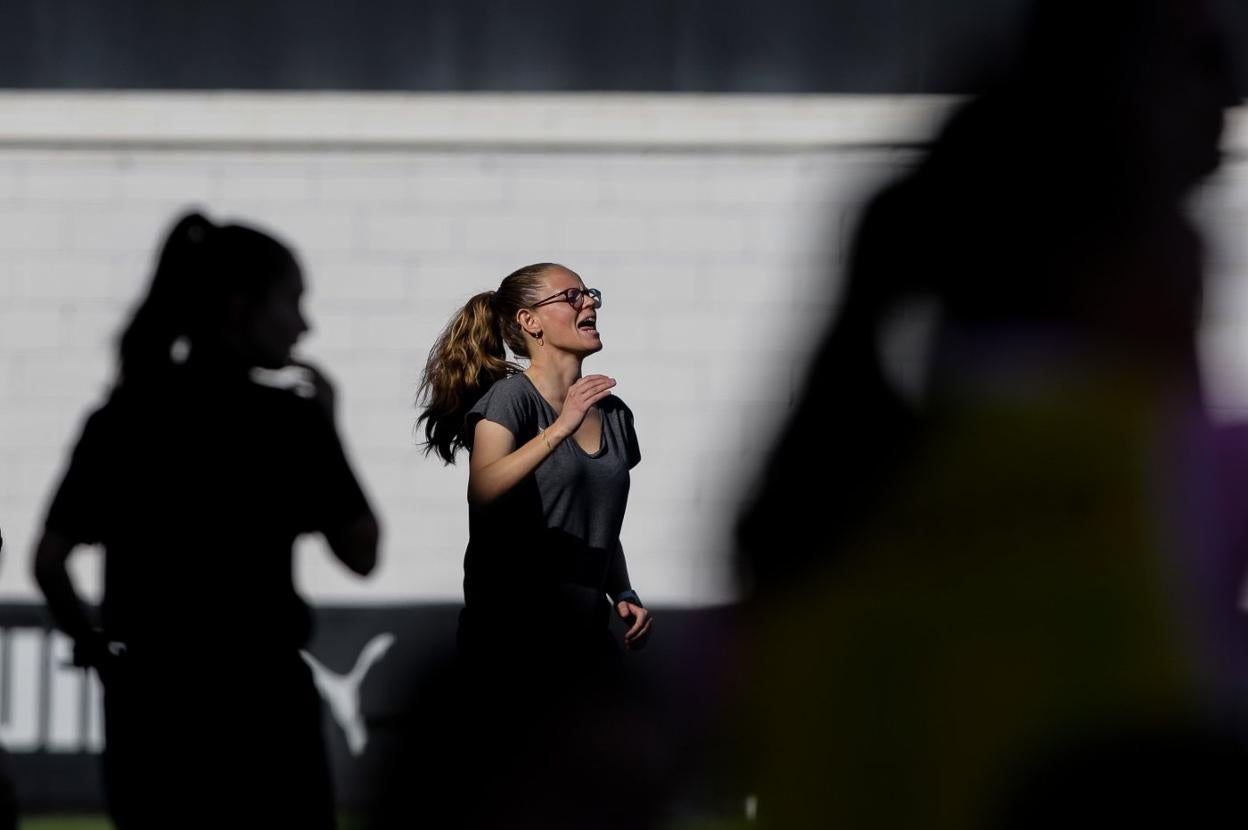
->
[465,376,538,446]
[621,402,641,470]
[44,408,112,544]
[294,403,371,534]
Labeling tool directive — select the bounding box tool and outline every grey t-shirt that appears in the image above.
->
[463,373,640,615]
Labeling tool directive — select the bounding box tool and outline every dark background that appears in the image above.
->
[4,0,1246,94]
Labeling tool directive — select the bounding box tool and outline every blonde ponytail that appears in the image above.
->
[416,263,558,463]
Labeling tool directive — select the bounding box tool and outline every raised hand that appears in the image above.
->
[552,374,615,439]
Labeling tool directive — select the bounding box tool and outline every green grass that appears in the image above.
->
[20,819,110,830]
[19,814,742,830]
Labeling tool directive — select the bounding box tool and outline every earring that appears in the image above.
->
[536,332,544,347]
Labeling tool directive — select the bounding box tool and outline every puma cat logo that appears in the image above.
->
[302,633,395,756]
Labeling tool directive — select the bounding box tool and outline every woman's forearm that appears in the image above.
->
[606,540,635,599]
[467,427,564,506]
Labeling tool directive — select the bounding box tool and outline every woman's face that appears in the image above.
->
[242,268,309,369]
[529,266,603,356]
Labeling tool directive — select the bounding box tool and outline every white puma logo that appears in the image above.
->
[302,633,395,757]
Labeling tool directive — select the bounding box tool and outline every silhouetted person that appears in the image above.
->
[33,212,380,829]
[735,1,1247,827]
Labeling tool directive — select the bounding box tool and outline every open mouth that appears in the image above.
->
[578,315,598,332]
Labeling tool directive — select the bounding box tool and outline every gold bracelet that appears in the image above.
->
[541,428,553,451]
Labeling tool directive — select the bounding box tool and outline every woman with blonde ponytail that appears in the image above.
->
[417,263,651,661]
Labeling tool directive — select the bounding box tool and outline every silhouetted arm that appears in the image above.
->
[291,364,381,577]
[33,530,96,645]
[324,511,380,576]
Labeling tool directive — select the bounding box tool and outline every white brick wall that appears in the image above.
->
[2,92,1247,607]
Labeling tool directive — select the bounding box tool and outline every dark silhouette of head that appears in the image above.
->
[1018,0,1234,192]
[118,211,308,387]
[895,0,1236,349]
[738,0,1238,596]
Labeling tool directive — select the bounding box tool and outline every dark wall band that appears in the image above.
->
[5,0,1245,94]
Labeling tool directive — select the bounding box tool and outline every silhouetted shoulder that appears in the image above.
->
[43,401,119,544]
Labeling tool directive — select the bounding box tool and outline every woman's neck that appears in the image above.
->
[525,352,584,411]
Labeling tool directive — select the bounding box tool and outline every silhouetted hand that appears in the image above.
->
[552,375,616,440]
[617,601,651,651]
[291,361,337,423]
[72,631,123,685]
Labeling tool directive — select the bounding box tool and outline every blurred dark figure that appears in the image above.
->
[735,0,1247,827]
[33,212,380,829]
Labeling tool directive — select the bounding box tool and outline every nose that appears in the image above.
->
[578,289,602,311]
